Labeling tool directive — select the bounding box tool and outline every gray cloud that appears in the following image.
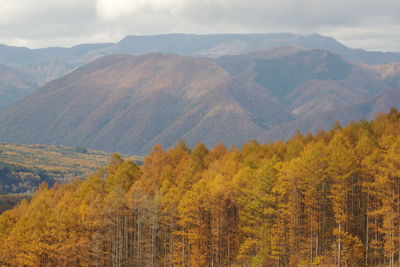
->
[0,0,399,51]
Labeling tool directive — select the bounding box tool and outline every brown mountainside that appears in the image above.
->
[258,87,400,143]
[218,48,389,117]
[0,48,398,154]
[1,33,400,110]
[0,53,292,154]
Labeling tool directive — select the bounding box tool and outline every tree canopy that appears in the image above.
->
[1,109,400,266]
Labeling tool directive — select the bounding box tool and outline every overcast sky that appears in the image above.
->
[0,0,399,51]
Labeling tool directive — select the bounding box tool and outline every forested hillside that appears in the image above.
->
[0,109,399,266]
[1,48,399,155]
[0,143,114,195]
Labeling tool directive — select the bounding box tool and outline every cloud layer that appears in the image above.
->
[0,0,399,51]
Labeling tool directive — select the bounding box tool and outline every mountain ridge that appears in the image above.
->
[2,33,400,85]
[1,33,400,110]
[0,47,399,154]
[0,52,293,154]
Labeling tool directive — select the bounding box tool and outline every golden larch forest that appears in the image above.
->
[1,109,400,266]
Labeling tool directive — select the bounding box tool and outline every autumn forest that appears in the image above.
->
[0,109,400,266]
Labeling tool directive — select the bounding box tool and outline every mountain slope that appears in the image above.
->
[1,33,400,112]
[0,64,38,109]
[0,47,398,154]
[258,87,400,143]
[217,48,389,117]
[0,53,292,154]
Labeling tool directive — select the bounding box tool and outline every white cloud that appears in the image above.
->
[96,0,185,20]
[0,0,399,51]
[96,0,141,20]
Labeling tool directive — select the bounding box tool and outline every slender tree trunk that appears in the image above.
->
[397,186,400,267]
[310,207,313,263]
[182,235,185,266]
[138,210,141,266]
[366,190,369,267]
[316,234,319,259]
[151,210,156,267]
[338,222,341,267]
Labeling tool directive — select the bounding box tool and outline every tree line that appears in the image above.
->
[0,108,400,266]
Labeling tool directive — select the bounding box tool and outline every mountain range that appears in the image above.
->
[0,38,399,154]
[1,33,400,112]
[2,33,400,84]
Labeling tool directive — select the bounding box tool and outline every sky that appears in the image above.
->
[0,0,399,51]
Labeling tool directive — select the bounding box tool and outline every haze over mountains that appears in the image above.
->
[2,33,400,85]
[0,34,399,155]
